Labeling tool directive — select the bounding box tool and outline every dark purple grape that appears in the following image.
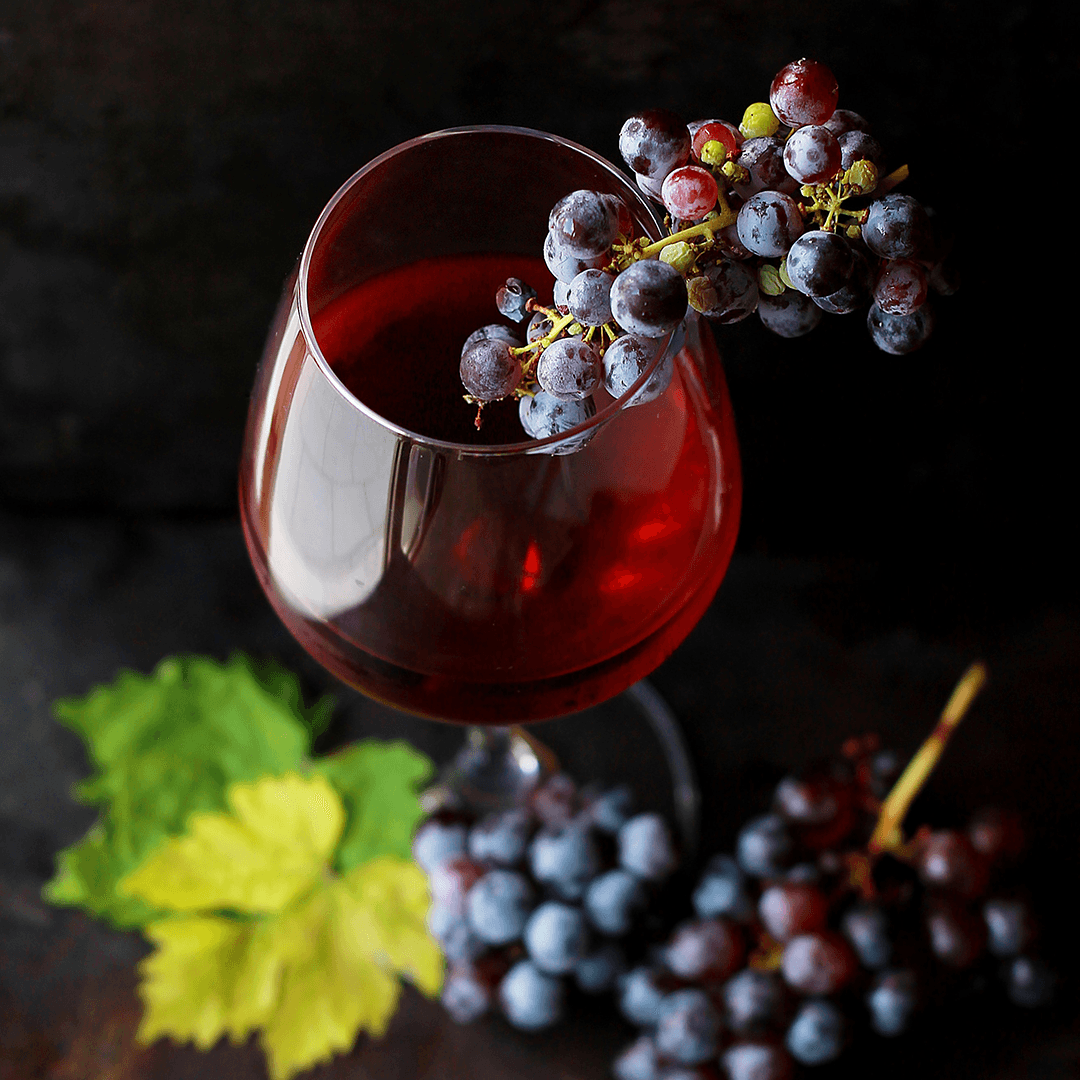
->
[840,903,893,969]
[635,170,666,203]
[736,813,793,877]
[780,932,857,995]
[549,189,620,258]
[544,230,606,284]
[734,136,798,196]
[722,968,787,1035]
[553,279,571,313]
[785,999,846,1066]
[523,901,588,974]
[758,289,823,338]
[584,784,634,834]
[917,829,990,898]
[722,1042,795,1080]
[529,821,599,900]
[736,191,804,257]
[568,268,615,327]
[925,901,986,968]
[823,109,871,137]
[983,898,1035,957]
[613,1035,660,1080]
[655,989,722,1065]
[619,108,691,179]
[429,855,486,912]
[427,903,486,964]
[693,854,754,921]
[1006,955,1055,1007]
[602,334,665,404]
[466,869,534,945]
[575,941,627,994]
[618,812,678,881]
[499,959,564,1031]
[783,125,842,184]
[618,966,668,1026]
[468,808,531,867]
[862,193,930,259]
[837,130,885,173]
[585,868,645,935]
[537,337,601,401]
[664,917,744,982]
[459,338,521,401]
[412,819,466,873]
[441,964,493,1023]
[496,277,538,322]
[518,391,597,451]
[784,231,855,298]
[813,247,872,314]
[531,773,579,829]
[689,260,758,324]
[867,969,917,1036]
[610,259,688,338]
[527,310,554,343]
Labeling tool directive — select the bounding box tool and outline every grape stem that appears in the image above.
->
[876,163,910,196]
[869,662,988,854]
[637,205,738,260]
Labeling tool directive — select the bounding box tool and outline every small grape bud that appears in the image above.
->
[686,275,718,314]
[846,159,878,195]
[700,139,728,167]
[779,258,796,290]
[721,160,749,185]
[740,102,780,140]
[659,241,696,275]
[758,264,785,296]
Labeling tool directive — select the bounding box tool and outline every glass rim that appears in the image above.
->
[296,124,678,457]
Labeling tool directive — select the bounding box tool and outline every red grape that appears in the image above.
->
[769,59,839,127]
[662,165,719,220]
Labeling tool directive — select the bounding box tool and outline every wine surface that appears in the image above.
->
[241,253,741,723]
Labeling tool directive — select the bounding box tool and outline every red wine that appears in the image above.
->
[241,253,741,723]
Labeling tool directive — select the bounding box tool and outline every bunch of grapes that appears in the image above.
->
[459,58,957,442]
[414,773,681,1031]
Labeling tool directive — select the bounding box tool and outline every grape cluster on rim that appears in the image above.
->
[459,58,958,443]
[413,773,681,1032]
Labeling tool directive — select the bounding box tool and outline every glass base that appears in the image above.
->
[422,679,700,859]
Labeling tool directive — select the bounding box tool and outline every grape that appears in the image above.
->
[531,773,578,829]
[925,901,986,968]
[585,868,645,935]
[722,968,787,1035]
[780,932,857,995]
[690,119,742,163]
[584,784,634,834]
[661,165,719,220]
[518,391,597,450]
[603,192,635,238]
[523,901,589,974]
[1006,955,1055,1007]
[613,1035,661,1080]
[968,808,1025,866]
[758,882,828,942]
[665,918,744,982]
[412,819,466,873]
[736,813,793,877]
[693,854,754,921]
[537,336,601,401]
[527,310,554,343]
[602,334,663,402]
[784,999,846,1066]
[769,59,839,127]
[468,808,532,867]
[553,279,571,313]
[567,268,615,327]
[429,855,486,912]
[837,130,885,173]
[823,109,871,137]
[459,337,521,401]
[784,230,855,298]
[549,189,620,258]
[840,903,893,969]
[467,869,534,945]
[636,170,666,203]
[916,830,989,899]
[688,260,758,324]
[619,108,691,180]
[757,289,823,338]
[783,125,842,184]
[736,191,804,257]
[529,821,599,900]
[983,898,1034,956]
[739,102,781,139]
[873,258,928,315]
[426,903,486,964]
[862,193,930,260]
[722,1042,794,1080]
[575,942,627,994]
[619,966,668,1026]
[928,257,962,297]
[655,989,722,1065]
[544,230,606,284]
[442,964,493,1023]
[774,774,842,825]
[867,970,917,1036]
[618,812,678,881]
[610,260,688,338]
[813,247,872,314]
[462,323,522,353]
[499,959,564,1031]
[734,136,797,196]
[495,277,538,323]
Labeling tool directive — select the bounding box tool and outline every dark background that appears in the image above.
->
[1,2,1077,1078]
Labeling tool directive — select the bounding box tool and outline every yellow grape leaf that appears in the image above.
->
[126,774,442,1080]
[119,772,343,914]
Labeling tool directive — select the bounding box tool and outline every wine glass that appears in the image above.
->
[239,127,741,843]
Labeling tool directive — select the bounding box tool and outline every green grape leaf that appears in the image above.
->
[126,774,441,1080]
[246,655,336,742]
[43,654,322,926]
[312,741,434,871]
